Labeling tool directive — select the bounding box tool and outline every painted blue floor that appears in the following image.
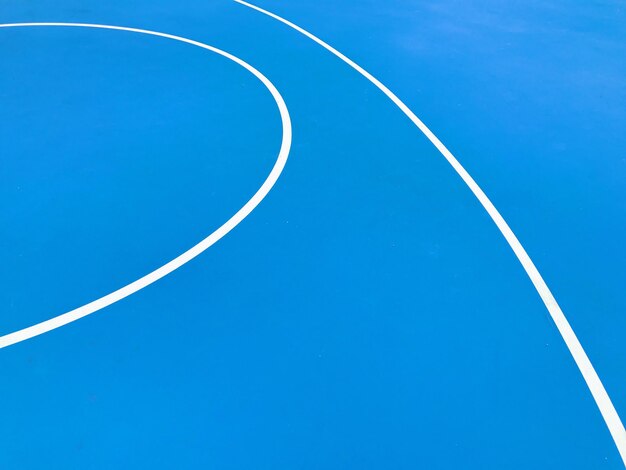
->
[1,1,625,468]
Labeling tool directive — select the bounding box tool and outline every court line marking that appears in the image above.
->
[233,0,626,462]
[0,23,292,349]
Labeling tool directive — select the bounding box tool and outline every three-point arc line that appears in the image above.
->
[232,0,626,463]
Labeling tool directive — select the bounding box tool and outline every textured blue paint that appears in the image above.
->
[1,1,624,468]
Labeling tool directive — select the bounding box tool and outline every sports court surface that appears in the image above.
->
[1,0,625,468]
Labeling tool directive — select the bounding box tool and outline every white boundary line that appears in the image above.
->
[0,23,292,349]
[232,0,626,463]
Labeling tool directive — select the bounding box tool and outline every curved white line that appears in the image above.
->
[233,0,626,463]
[0,23,292,349]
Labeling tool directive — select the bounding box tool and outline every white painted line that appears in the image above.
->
[0,23,292,349]
[232,0,626,463]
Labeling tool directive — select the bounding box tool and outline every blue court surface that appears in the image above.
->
[1,1,625,468]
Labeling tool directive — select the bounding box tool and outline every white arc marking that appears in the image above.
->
[0,23,292,349]
[233,0,626,463]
